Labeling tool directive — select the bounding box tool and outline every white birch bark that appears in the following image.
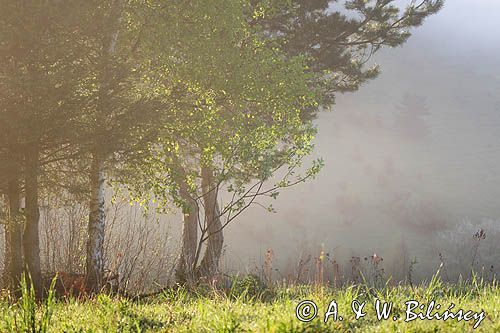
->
[85,155,106,291]
[85,0,123,292]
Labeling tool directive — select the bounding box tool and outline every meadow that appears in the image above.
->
[1,275,498,332]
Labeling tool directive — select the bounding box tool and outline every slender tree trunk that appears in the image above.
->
[23,145,42,297]
[84,0,123,293]
[85,153,106,292]
[2,195,9,287]
[175,178,199,284]
[197,167,224,279]
[3,173,24,292]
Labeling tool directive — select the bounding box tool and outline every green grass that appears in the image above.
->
[0,278,499,332]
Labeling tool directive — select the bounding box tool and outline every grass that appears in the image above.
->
[0,277,499,332]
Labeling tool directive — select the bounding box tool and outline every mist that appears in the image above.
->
[218,0,500,280]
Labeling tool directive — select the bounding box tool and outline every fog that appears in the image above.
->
[215,0,500,280]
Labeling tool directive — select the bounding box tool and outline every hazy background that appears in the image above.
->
[215,0,500,280]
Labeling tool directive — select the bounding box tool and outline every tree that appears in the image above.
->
[189,0,444,279]
[74,0,171,292]
[194,0,444,277]
[254,0,443,103]
[0,0,98,295]
[0,151,23,292]
[119,0,320,282]
[188,0,444,280]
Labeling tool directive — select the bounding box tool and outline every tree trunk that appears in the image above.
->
[3,173,24,292]
[197,167,224,279]
[23,145,42,297]
[1,195,9,287]
[85,153,106,292]
[84,0,123,293]
[174,178,199,284]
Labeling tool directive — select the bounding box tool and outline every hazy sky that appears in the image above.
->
[222,0,500,277]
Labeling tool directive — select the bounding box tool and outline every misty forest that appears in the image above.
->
[1,0,499,332]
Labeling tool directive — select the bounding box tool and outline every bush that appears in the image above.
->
[228,274,272,301]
